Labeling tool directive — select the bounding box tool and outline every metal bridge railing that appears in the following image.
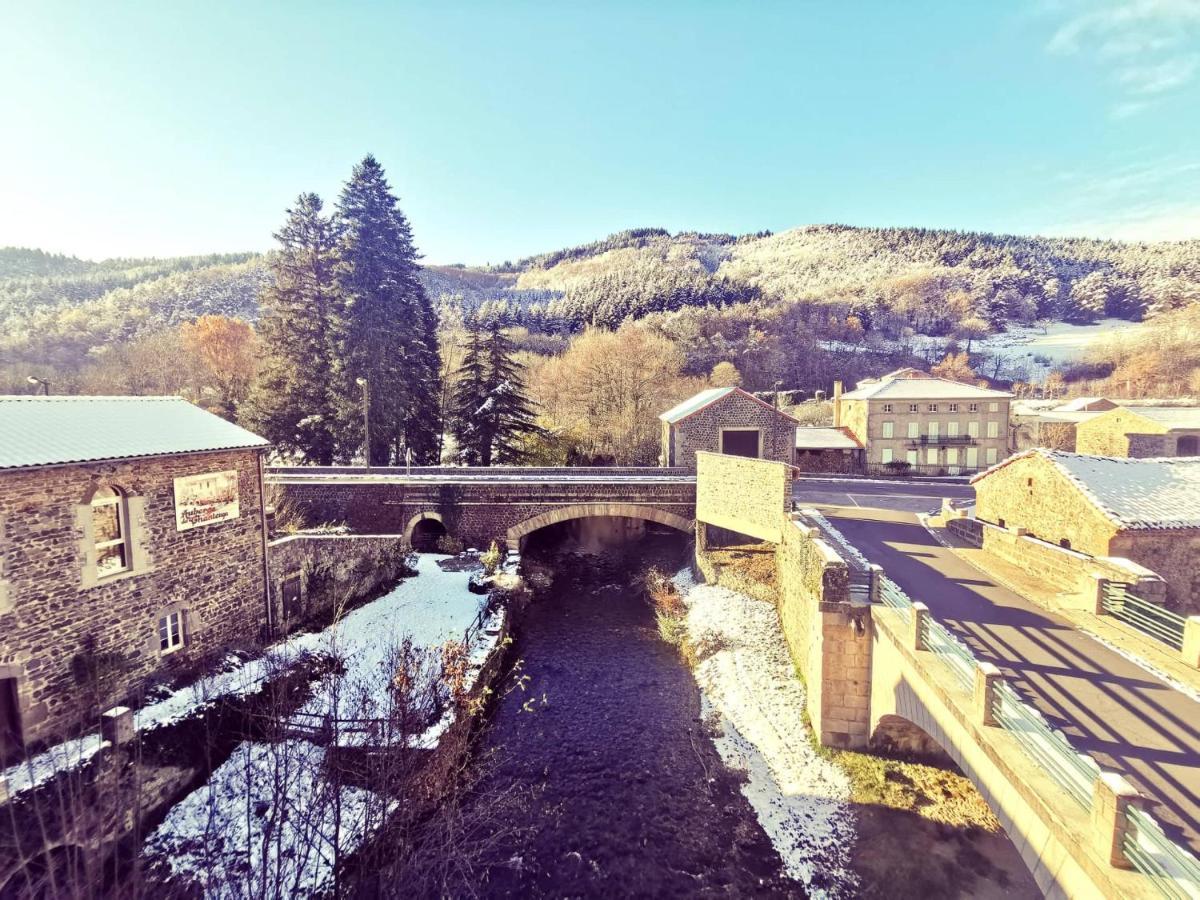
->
[1101,582,1187,651]
[990,681,1100,808]
[1124,807,1200,900]
[812,513,1200,897]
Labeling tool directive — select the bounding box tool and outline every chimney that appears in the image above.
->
[833,380,843,427]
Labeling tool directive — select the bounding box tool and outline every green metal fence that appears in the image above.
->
[990,681,1100,808]
[1101,582,1186,651]
[1124,807,1200,900]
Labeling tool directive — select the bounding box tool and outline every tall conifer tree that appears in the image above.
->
[451,315,541,466]
[334,155,441,464]
[240,193,341,464]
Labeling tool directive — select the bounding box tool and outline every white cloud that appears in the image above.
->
[1045,203,1200,241]
[1041,0,1200,115]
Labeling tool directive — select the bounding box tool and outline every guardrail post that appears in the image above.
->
[868,564,882,604]
[101,706,135,747]
[973,662,1001,726]
[911,602,929,651]
[1090,575,1108,616]
[1091,771,1146,868]
[1182,617,1200,669]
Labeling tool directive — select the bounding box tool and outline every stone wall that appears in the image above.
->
[1076,408,1167,457]
[1109,531,1200,614]
[269,472,696,549]
[266,534,412,632]
[0,450,267,747]
[695,452,790,543]
[774,517,871,749]
[670,391,796,469]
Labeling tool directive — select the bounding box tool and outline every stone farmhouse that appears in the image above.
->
[1009,397,1117,452]
[833,369,1012,475]
[1075,406,1200,458]
[659,387,798,469]
[0,396,270,755]
[971,449,1200,612]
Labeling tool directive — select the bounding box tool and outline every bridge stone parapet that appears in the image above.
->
[267,467,696,549]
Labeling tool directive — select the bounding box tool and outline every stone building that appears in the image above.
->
[971,449,1200,612]
[0,396,270,755]
[1009,397,1116,452]
[793,426,864,474]
[834,370,1012,475]
[1075,406,1200,458]
[659,387,798,469]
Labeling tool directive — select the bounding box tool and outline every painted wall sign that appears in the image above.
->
[174,470,240,531]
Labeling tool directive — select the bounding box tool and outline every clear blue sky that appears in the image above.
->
[2,1,1198,263]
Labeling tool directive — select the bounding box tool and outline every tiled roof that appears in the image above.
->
[794,426,862,450]
[1123,407,1200,430]
[659,387,799,424]
[972,449,1200,531]
[0,396,269,471]
[840,376,1012,401]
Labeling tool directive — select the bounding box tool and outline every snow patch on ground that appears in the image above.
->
[673,570,857,897]
[143,554,500,897]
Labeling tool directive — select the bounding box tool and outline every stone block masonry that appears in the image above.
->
[268,469,697,549]
[0,449,268,748]
[695,452,791,543]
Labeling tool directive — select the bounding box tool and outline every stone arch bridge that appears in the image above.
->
[266,466,696,549]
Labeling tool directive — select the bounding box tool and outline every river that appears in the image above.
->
[444,525,802,898]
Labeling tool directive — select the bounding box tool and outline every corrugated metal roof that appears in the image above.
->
[840,376,1012,401]
[973,449,1200,531]
[794,427,862,450]
[0,396,269,471]
[658,387,736,423]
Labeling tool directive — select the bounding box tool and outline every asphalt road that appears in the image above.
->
[792,476,975,514]
[823,505,1200,855]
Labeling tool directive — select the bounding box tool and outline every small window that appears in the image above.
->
[906,450,918,465]
[986,447,998,464]
[928,421,940,438]
[881,421,894,438]
[881,448,894,464]
[158,611,185,654]
[948,403,959,413]
[882,403,893,413]
[968,421,980,438]
[998,518,1006,529]
[987,421,999,438]
[907,421,919,438]
[908,403,919,413]
[928,403,938,413]
[947,421,959,437]
[968,403,979,413]
[989,402,999,412]
[92,486,130,578]
[926,447,938,465]
[1027,477,1034,487]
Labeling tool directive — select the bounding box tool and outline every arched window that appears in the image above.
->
[91,486,130,578]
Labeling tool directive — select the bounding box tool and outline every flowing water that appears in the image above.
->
[449,526,802,898]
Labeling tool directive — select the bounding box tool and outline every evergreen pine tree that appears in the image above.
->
[240,193,341,464]
[483,316,542,465]
[450,321,489,466]
[333,155,442,465]
[450,315,541,466]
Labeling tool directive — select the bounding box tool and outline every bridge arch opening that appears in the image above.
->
[870,714,955,766]
[507,504,693,554]
[405,512,448,552]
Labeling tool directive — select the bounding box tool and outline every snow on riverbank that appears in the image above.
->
[673,569,857,898]
[142,555,500,898]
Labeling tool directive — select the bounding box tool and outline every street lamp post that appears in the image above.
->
[26,376,50,396]
[355,377,370,470]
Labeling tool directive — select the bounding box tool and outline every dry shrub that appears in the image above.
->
[644,567,685,618]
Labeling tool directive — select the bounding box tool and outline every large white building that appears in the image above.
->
[833,370,1013,475]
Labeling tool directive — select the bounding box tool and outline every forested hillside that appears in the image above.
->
[4,224,1198,396]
